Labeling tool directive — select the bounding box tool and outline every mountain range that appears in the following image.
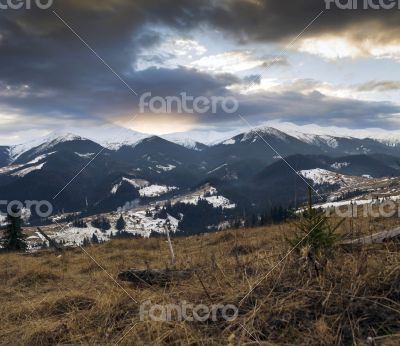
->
[1,126,400,223]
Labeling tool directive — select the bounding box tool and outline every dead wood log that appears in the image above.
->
[37,227,63,252]
[340,227,400,250]
[118,268,194,285]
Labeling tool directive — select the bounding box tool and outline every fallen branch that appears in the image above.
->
[340,227,400,247]
[118,268,194,285]
[37,227,63,252]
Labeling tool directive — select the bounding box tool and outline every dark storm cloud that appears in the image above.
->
[0,0,207,96]
[206,0,400,44]
[1,0,398,91]
[232,91,400,130]
[181,86,399,131]
[0,0,399,135]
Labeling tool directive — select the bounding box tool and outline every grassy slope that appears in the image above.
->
[1,218,400,346]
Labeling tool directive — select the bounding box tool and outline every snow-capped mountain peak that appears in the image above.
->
[9,132,84,162]
[242,126,289,142]
[161,135,207,151]
[217,126,290,145]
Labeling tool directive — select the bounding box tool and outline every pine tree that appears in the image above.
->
[116,215,126,232]
[91,233,99,244]
[72,219,87,228]
[1,207,27,251]
[287,187,343,257]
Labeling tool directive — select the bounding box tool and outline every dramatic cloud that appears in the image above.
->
[357,81,400,92]
[205,1,400,52]
[0,0,399,143]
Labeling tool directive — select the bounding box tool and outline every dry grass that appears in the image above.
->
[0,220,400,345]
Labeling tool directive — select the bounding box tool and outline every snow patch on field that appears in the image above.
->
[179,186,235,209]
[0,164,24,175]
[111,178,150,194]
[299,168,342,186]
[0,152,54,175]
[0,214,6,227]
[299,168,370,189]
[52,224,111,246]
[28,186,234,247]
[110,183,121,194]
[222,139,236,145]
[331,162,350,170]
[43,212,180,246]
[124,211,179,237]
[75,152,95,158]
[203,196,236,209]
[26,152,56,164]
[124,178,149,188]
[139,185,178,197]
[156,164,176,172]
[321,136,339,149]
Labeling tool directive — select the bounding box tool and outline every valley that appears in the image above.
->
[1,125,400,247]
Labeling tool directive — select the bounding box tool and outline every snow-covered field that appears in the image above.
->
[299,168,366,188]
[111,178,150,194]
[178,186,236,209]
[299,168,350,186]
[330,162,350,170]
[296,167,400,212]
[74,152,95,158]
[156,164,176,172]
[28,209,180,248]
[25,185,235,248]
[296,167,400,213]
[139,185,178,197]
[109,177,177,198]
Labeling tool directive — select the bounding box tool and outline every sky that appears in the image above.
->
[1,0,400,145]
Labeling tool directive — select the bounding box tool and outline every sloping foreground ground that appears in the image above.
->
[0,221,400,345]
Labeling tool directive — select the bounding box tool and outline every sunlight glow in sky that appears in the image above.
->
[1,0,400,144]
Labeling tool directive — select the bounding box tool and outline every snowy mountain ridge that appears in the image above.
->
[3,126,400,168]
